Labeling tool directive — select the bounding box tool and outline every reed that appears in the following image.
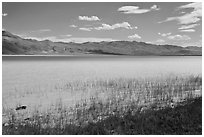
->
[2,74,202,134]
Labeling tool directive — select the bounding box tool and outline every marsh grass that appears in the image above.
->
[2,75,202,134]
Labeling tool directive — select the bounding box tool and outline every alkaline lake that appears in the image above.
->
[2,56,202,116]
[3,56,202,94]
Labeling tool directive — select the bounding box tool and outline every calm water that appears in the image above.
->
[2,56,202,112]
[3,56,202,94]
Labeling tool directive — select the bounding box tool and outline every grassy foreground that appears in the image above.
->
[2,75,202,135]
[3,97,201,135]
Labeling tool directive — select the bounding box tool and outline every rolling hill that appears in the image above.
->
[2,31,202,55]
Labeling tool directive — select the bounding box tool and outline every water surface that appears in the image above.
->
[2,56,202,110]
[3,56,202,93]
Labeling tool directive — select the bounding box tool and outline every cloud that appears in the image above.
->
[151,5,160,10]
[118,5,160,14]
[156,39,165,43]
[30,29,51,33]
[94,24,113,30]
[179,29,195,32]
[79,16,100,21]
[178,23,199,29]
[159,2,201,24]
[78,22,136,31]
[64,34,72,37]
[94,22,133,30]
[180,40,202,47]
[134,26,138,29]
[128,34,141,39]
[60,34,72,37]
[158,32,172,37]
[118,6,150,14]
[148,39,167,45]
[38,29,51,32]
[2,13,7,16]
[79,28,92,31]
[69,25,77,28]
[179,2,201,10]
[167,34,191,40]
[180,11,186,14]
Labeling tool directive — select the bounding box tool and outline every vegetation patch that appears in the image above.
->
[2,75,202,135]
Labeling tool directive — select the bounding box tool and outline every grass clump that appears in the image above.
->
[2,75,202,134]
[3,97,202,135]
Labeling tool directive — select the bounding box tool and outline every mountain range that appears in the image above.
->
[2,31,202,56]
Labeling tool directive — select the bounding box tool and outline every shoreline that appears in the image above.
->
[2,75,202,135]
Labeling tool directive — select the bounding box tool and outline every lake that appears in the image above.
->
[2,56,202,111]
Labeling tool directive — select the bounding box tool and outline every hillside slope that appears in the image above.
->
[2,31,202,55]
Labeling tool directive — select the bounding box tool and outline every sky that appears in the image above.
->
[2,2,202,47]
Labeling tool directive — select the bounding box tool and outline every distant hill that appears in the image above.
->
[2,31,202,55]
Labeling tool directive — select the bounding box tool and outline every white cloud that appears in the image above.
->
[134,26,138,29]
[178,23,199,29]
[118,6,150,14]
[118,5,160,14]
[79,28,92,31]
[159,2,201,24]
[156,39,165,43]
[167,34,191,40]
[112,22,133,29]
[179,2,201,10]
[179,11,186,14]
[2,13,7,16]
[38,29,51,32]
[180,29,195,32]
[164,13,200,24]
[30,29,51,33]
[128,34,141,39]
[94,24,113,30]
[65,34,72,37]
[180,40,202,47]
[158,32,172,37]
[60,34,72,37]
[148,39,167,45]
[79,16,100,21]
[94,22,133,30]
[79,22,135,31]
[69,25,77,28]
[151,5,160,11]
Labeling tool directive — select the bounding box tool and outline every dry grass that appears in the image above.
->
[2,74,202,134]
